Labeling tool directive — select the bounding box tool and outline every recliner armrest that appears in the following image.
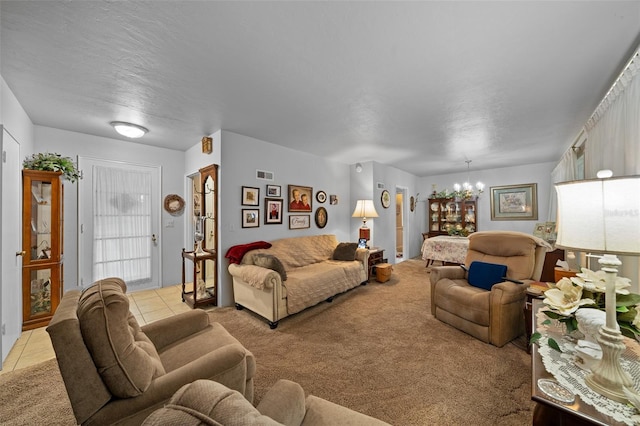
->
[429,265,466,285]
[142,310,210,351]
[256,379,306,426]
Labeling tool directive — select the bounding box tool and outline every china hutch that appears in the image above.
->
[21,170,64,330]
[427,197,478,238]
[181,164,219,308]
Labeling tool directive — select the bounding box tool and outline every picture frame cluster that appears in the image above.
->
[240,184,336,229]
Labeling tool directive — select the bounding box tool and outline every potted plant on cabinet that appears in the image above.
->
[23,152,82,183]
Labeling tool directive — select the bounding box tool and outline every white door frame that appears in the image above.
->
[395,185,409,262]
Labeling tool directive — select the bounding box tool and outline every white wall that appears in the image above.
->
[372,162,421,259]
[34,126,187,288]
[418,161,556,235]
[219,131,351,306]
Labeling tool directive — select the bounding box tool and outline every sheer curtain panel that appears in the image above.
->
[92,166,152,285]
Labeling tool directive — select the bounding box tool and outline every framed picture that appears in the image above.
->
[266,184,281,197]
[315,207,328,228]
[329,195,338,205]
[490,183,538,221]
[289,214,310,229]
[242,186,259,206]
[241,209,259,228]
[288,185,313,212]
[316,191,327,203]
[265,198,283,224]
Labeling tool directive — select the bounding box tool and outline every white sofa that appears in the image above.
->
[228,234,369,329]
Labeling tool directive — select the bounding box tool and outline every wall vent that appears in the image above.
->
[377,182,385,189]
[256,170,274,181]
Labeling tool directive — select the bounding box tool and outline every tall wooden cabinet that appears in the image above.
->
[181,164,218,308]
[427,197,478,238]
[21,170,64,330]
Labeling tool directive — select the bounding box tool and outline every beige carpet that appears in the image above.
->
[0,259,534,425]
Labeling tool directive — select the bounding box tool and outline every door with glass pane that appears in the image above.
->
[78,158,161,291]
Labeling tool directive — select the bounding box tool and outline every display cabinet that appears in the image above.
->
[427,197,478,238]
[21,170,64,330]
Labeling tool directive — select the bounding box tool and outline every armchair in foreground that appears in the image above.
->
[47,277,255,425]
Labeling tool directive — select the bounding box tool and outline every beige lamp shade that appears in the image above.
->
[352,200,379,227]
[555,175,640,255]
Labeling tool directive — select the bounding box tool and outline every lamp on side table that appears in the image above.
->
[352,200,379,248]
[555,174,640,403]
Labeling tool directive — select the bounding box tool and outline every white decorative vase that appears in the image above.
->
[575,308,606,371]
[194,216,206,255]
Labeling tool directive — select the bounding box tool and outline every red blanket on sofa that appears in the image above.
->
[224,241,272,264]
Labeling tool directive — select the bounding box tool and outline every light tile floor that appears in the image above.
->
[0,284,188,375]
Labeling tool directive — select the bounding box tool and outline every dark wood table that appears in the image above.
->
[531,299,626,426]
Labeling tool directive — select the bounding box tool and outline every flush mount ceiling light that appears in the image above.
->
[110,121,148,138]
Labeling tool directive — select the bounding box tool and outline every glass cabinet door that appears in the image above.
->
[27,267,53,316]
[29,178,53,261]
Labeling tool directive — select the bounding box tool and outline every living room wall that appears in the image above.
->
[418,161,556,236]
[218,130,352,306]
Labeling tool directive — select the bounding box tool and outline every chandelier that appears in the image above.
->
[453,160,485,199]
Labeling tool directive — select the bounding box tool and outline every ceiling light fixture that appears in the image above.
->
[453,160,485,198]
[110,121,148,138]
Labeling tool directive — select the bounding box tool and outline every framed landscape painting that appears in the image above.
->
[490,183,538,221]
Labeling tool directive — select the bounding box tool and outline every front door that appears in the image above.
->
[78,157,161,291]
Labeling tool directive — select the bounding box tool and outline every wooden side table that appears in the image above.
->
[181,248,217,308]
[367,248,385,281]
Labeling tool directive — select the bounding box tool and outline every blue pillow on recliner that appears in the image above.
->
[467,261,508,290]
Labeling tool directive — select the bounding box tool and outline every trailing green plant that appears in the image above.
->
[23,152,82,183]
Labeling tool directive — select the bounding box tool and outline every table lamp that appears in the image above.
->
[352,200,379,246]
[555,174,640,403]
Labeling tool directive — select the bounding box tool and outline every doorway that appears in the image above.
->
[395,187,407,263]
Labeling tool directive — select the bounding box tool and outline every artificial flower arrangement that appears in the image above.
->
[531,268,640,351]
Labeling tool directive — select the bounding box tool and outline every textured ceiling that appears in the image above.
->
[1,1,639,176]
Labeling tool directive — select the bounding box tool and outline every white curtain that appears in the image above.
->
[584,53,640,177]
[548,147,577,222]
[582,51,640,290]
[93,166,152,285]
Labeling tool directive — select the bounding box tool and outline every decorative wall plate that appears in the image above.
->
[381,190,391,208]
[315,207,328,228]
[164,194,185,216]
[316,190,327,203]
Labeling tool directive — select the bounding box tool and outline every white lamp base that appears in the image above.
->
[585,325,634,403]
[584,255,633,404]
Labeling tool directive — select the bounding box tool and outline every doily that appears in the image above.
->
[536,309,640,425]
